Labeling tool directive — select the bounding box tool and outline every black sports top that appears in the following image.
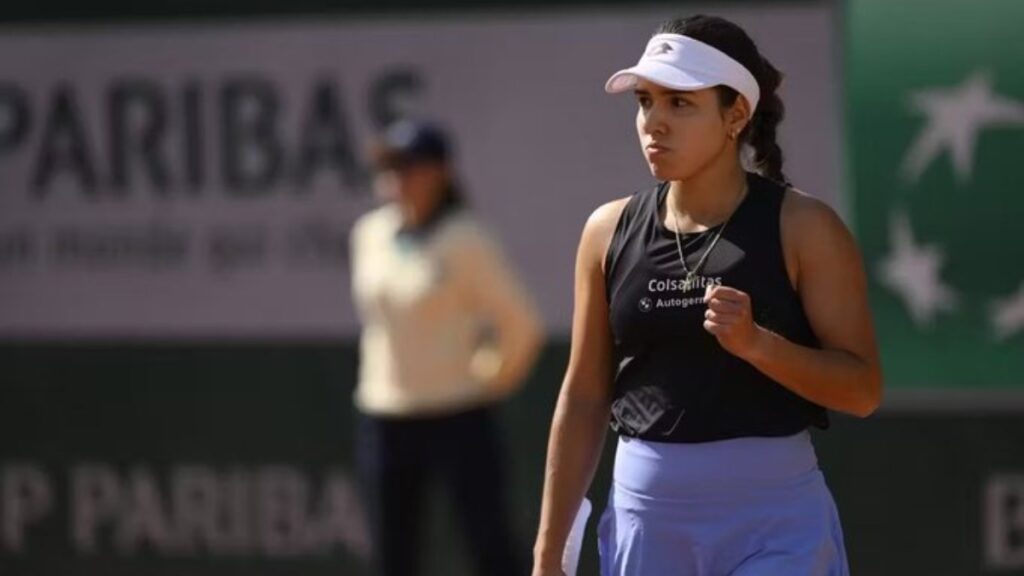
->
[604,171,829,443]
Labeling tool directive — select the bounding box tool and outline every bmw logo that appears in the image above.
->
[638,297,653,312]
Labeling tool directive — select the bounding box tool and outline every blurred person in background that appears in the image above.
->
[533,15,882,576]
[349,120,544,576]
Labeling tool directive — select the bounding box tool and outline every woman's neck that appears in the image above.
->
[667,158,747,231]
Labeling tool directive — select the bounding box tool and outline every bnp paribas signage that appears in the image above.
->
[0,11,839,340]
[846,0,1024,399]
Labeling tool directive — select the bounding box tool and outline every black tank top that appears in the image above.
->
[604,171,828,443]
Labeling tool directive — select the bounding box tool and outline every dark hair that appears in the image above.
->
[439,181,467,212]
[394,180,467,238]
[371,120,468,221]
[655,15,788,185]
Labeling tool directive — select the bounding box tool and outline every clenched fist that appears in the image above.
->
[703,284,763,359]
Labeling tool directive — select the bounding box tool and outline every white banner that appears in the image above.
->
[0,6,839,338]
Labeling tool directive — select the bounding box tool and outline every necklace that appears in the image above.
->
[668,181,748,291]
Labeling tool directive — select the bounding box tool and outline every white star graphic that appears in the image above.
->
[877,212,958,327]
[901,71,1024,183]
[990,282,1024,341]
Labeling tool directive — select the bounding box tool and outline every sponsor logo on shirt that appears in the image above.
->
[638,275,722,312]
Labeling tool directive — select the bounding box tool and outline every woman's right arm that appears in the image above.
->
[532,199,627,575]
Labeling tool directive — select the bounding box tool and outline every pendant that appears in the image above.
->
[683,273,696,292]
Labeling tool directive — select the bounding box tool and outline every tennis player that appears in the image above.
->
[533,15,882,576]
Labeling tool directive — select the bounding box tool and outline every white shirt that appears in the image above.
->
[350,204,543,416]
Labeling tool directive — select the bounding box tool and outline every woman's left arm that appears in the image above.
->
[703,191,883,417]
[452,222,545,399]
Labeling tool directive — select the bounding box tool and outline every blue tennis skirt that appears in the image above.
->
[597,431,849,576]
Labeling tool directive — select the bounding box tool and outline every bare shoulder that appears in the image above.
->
[781,188,863,280]
[781,188,845,228]
[781,188,857,245]
[581,196,631,273]
[586,196,631,237]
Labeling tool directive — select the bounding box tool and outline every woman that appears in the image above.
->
[350,120,543,576]
[532,15,882,576]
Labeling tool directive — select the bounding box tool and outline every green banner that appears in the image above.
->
[847,0,1024,390]
[2,343,1023,575]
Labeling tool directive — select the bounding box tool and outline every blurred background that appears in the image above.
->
[1,0,1022,574]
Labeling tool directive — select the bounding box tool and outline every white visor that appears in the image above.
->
[605,33,760,118]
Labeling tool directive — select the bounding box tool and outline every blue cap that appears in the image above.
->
[373,120,451,169]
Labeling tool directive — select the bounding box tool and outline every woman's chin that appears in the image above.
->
[647,162,681,182]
